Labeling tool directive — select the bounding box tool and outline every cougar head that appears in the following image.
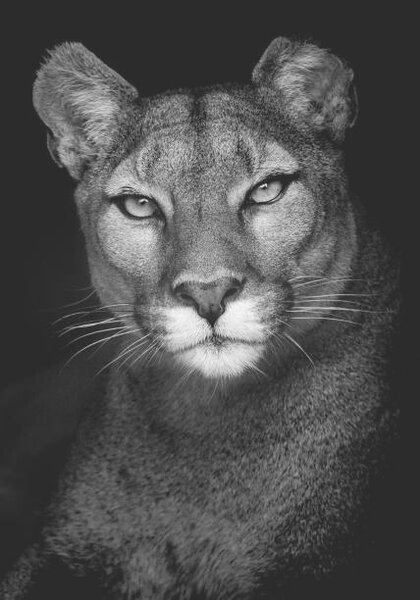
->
[33,37,358,379]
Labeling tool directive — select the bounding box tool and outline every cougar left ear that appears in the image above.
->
[252,37,358,142]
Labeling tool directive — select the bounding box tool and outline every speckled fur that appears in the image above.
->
[1,38,399,599]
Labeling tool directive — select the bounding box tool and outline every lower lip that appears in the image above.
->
[175,339,259,353]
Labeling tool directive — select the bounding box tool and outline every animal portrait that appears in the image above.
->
[0,19,403,600]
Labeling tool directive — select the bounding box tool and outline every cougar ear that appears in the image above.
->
[33,43,138,179]
[252,37,358,142]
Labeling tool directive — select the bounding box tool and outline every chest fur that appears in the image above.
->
[42,337,393,599]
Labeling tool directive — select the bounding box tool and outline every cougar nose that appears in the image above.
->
[173,276,244,326]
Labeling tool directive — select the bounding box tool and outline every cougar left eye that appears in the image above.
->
[114,195,159,219]
[247,174,297,205]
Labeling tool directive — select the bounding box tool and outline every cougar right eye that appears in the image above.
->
[113,195,160,220]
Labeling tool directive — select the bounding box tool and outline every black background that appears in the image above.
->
[0,5,411,597]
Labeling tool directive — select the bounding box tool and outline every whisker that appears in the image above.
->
[288,306,379,313]
[62,284,95,293]
[144,337,166,367]
[293,299,368,307]
[293,277,365,289]
[170,367,195,396]
[89,329,140,358]
[55,290,98,309]
[303,293,376,299]
[52,304,133,325]
[115,335,155,370]
[249,361,270,379]
[89,303,133,310]
[143,340,165,369]
[62,326,128,347]
[53,311,96,325]
[128,339,160,370]
[97,333,153,375]
[266,331,288,365]
[58,318,123,336]
[275,317,290,327]
[61,329,135,370]
[271,319,292,330]
[290,316,358,325]
[288,275,322,282]
[282,332,314,367]
[209,377,220,401]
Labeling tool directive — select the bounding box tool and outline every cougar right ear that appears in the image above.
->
[252,36,358,142]
[33,43,138,180]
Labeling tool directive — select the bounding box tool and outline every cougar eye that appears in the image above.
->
[114,195,159,220]
[249,180,283,204]
[247,174,298,206]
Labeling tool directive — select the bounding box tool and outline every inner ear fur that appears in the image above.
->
[252,36,358,142]
[33,42,138,179]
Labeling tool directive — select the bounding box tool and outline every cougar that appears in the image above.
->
[0,36,399,599]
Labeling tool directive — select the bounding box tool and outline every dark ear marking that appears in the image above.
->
[252,36,358,142]
[33,42,138,180]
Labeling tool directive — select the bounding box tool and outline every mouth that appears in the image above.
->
[173,334,262,354]
[172,336,265,379]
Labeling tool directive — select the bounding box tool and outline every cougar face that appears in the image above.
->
[33,40,358,379]
[72,90,353,379]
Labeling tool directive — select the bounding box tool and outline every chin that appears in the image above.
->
[174,341,265,379]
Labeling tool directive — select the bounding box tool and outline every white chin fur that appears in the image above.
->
[159,299,268,377]
[175,342,264,378]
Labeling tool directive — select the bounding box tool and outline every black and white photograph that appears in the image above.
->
[0,7,408,599]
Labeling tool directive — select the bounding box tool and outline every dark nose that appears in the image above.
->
[173,276,244,326]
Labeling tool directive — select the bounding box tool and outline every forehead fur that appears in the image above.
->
[137,85,300,142]
[104,86,313,188]
[106,113,299,200]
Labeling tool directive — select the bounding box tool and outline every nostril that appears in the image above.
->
[224,288,236,299]
[179,292,191,302]
[223,286,240,300]
[222,278,245,303]
[174,289,199,309]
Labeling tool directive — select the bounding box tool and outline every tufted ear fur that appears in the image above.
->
[33,43,138,179]
[252,37,358,142]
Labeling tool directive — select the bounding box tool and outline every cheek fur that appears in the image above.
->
[97,211,163,281]
[249,188,319,260]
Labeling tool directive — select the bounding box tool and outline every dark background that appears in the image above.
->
[1,7,405,387]
[0,5,411,597]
